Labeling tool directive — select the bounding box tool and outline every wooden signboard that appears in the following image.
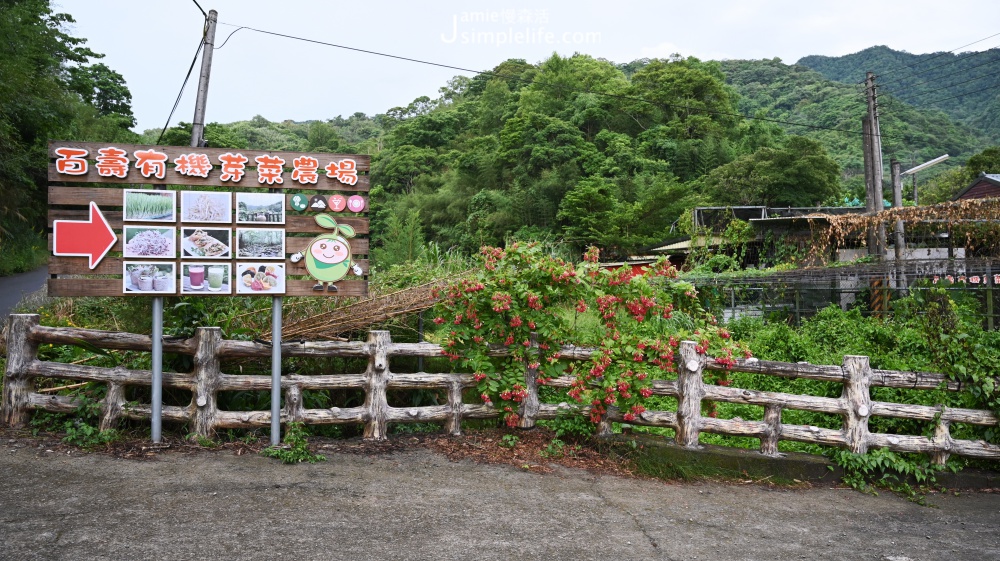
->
[47,141,370,297]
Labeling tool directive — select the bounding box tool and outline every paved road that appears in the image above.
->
[1,438,997,561]
[0,266,47,319]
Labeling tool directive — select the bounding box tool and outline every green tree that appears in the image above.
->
[0,0,137,245]
[372,208,425,267]
[705,136,840,207]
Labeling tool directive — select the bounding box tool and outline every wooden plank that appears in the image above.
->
[701,385,843,415]
[48,234,369,256]
[47,277,368,297]
[870,401,999,426]
[286,236,368,254]
[48,255,370,276]
[49,164,371,191]
[31,324,197,354]
[708,357,847,383]
[25,360,195,390]
[47,205,370,234]
[49,141,371,169]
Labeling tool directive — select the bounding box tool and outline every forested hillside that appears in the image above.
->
[151,52,995,263]
[0,0,139,273]
[6,0,998,269]
[720,58,991,195]
[798,45,1000,143]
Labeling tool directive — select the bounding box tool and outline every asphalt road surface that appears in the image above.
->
[1,439,998,561]
[0,266,47,320]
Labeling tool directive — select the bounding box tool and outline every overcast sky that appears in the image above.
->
[56,0,1000,134]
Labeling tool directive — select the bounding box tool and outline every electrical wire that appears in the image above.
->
[874,31,1000,81]
[891,68,1000,102]
[191,0,207,18]
[878,45,999,87]
[881,49,1000,96]
[214,22,873,138]
[215,26,247,50]
[155,37,205,144]
[908,84,996,108]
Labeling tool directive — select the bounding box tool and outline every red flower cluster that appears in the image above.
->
[499,384,529,403]
[491,292,512,312]
[597,295,621,319]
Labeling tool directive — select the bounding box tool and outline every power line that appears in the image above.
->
[875,31,1000,81]
[191,0,207,18]
[882,49,1000,96]
[213,22,872,138]
[155,37,205,144]
[879,45,999,87]
[889,67,1000,103]
[909,84,996,108]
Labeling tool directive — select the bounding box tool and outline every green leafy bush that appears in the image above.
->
[261,422,326,464]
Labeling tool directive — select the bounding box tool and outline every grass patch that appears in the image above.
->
[0,229,47,277]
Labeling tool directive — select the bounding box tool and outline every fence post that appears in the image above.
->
[100,382,125,431]
[283,383,304,425]
[597,406,616,437]
[518,332,540,429]
[676,340,705,448]
[841,355,872,454]
[760,404,782,456]
[363,330,391,441]
[191,327,223,439]
[445,379,463,436]
[2,314,40,428]
[930,411,951,466]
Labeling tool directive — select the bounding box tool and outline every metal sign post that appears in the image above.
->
[151,297,163,442]
[271,296,283,445]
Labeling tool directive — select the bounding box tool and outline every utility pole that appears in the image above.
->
[191,10,218,148]
[863,72,886,257]
[890,159,907,294]
[862,115,877,252]
[150,8,217,443]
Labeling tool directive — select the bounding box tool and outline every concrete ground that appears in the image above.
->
[1,437,998,561]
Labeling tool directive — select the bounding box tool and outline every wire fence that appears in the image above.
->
[684,258,998,330]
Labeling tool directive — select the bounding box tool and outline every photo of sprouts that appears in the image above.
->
[236,263,284,294]
[181,227,231,259]
[236,228,285,259]
[123,262,175,294]
[181,262,231,294]
[181,191,232,223]
[123,189,176,222]
[236,192,284,224]
[123,226,176,258]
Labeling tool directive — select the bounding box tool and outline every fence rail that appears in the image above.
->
[2,314,998,464]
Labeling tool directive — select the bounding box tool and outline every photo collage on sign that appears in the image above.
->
[122,187,287,295]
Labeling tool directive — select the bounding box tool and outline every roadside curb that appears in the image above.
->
[603,434,1000,489]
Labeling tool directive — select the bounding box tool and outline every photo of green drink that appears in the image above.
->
[207,265,225,291]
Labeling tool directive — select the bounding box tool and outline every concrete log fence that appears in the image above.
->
[2,313,999,464]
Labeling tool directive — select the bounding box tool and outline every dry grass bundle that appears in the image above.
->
[279,275,467,341]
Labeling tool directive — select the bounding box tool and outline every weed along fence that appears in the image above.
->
[3,312,999,464]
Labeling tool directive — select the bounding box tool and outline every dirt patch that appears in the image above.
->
[3,426,640,478]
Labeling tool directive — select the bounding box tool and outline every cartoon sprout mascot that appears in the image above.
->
[290,214,363,292]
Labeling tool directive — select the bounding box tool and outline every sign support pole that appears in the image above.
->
[271,297,283,445]
[151,297,163,442]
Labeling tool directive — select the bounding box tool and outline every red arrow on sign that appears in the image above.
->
[53,201,117,269]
